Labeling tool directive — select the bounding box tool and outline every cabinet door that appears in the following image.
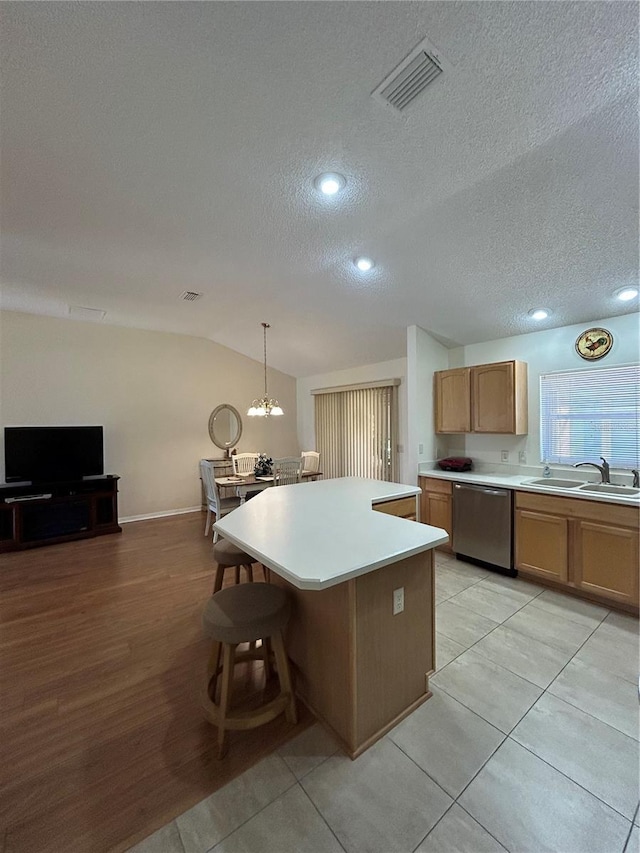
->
[472,362,516,433]
[573,520,639,606]
[427,494,452,550]
[515,509,568,582]
[434,368,471,433]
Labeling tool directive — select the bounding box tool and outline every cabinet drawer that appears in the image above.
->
[419,477,452,495]
[373,497,416,520]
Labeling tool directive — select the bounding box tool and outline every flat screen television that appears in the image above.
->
[4,426,104,483]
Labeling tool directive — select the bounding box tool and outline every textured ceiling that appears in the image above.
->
[1,1,638,376]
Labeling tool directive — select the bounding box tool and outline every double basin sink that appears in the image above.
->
[525,478,639,497]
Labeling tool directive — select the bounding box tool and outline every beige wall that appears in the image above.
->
[0,311,299,518]
[406,325,449,483]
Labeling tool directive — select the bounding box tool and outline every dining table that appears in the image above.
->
[215,470,322,502]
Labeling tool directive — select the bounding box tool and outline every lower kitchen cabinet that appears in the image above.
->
[515,492,639,609]
[418,477,452,552]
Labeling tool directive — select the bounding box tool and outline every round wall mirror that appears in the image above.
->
[208,404,243,452]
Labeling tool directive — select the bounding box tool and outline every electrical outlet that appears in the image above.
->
[418,443,424,455]
[501,450,510,463]
[519,450,527,464]
[393,587,404,615]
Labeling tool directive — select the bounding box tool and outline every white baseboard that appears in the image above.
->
[120,506,202,524]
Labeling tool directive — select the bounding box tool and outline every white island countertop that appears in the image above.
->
[213,477,448,590]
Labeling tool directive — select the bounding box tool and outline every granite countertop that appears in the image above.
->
[213,477,448,590]
[418,467,640,506]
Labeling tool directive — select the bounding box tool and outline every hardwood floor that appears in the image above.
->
[0,513,312,853]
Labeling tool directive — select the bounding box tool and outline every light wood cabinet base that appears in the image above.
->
[270,550,435,758]
[515,491,639,613]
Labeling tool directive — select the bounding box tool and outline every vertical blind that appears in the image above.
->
[314,383,399,481]
[540,364,639,467]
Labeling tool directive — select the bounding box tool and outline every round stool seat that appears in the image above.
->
[213,538,255,567]
[203,582,290,645]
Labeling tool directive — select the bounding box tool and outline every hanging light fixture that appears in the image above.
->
[247,323,284,417]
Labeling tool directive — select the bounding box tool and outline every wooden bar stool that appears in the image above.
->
[201,582,297,758]
[212,538,257,593]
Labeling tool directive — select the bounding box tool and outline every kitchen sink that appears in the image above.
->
[525,478,585,488]
[578,484,640,496]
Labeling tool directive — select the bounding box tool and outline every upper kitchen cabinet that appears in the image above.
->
[472,360,528,434]
[434,368,471,433]
[435,360,528,435]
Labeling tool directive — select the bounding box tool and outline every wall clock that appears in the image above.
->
[575,327,613,361]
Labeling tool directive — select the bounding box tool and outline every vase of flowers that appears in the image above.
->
[254,453,273,476]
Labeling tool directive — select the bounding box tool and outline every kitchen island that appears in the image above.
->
[213,477,448,758]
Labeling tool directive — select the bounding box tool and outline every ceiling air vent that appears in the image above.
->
[372,36,449,112]
[68,306,106,321]
[180,291,202,302]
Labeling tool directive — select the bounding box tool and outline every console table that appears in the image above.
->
[0,476,122,552]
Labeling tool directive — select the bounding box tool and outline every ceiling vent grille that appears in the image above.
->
[372,36,449,112]
[69,306,106,321]
[180,291,202,302]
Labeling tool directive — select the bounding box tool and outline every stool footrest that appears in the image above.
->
[202,692,292,731]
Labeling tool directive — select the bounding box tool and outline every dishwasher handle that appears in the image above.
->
[453,483,509,497]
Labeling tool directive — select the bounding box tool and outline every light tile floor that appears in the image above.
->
[130,554,640,853]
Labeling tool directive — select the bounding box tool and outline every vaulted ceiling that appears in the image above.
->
[1,2,637,376]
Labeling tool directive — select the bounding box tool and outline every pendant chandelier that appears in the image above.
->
[247,322,284,417]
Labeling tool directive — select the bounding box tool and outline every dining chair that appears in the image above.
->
[200,460,242,542]
[232,453,259,477]
[272,457,302,486]
[301,450,320,479]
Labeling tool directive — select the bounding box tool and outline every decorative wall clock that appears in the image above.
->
[575,328,613,361]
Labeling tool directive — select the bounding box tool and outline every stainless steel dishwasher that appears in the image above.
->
[452,483,514,575]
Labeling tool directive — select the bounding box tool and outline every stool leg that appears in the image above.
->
[217,643,236,759]
[234,566,241,585]
[261,564,271,583]
[207,640,222,700]
[271,630,297,724]
[246,564,254,583]
[213,565,225,595]
[262,636,272,680]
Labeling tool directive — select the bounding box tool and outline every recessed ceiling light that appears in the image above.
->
[528,308,549,321]
[314,172,346,196]
[355,257,375,272]
[614,286,638,302]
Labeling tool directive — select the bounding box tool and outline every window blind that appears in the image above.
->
[314,384,399,481]
[540,364,640,467]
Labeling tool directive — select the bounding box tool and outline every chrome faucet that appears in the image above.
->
[632,470,639,488]
[573,457,610,484]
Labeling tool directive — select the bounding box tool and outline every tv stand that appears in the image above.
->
[0,475,122,552]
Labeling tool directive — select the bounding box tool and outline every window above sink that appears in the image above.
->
[540,364,639,469]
